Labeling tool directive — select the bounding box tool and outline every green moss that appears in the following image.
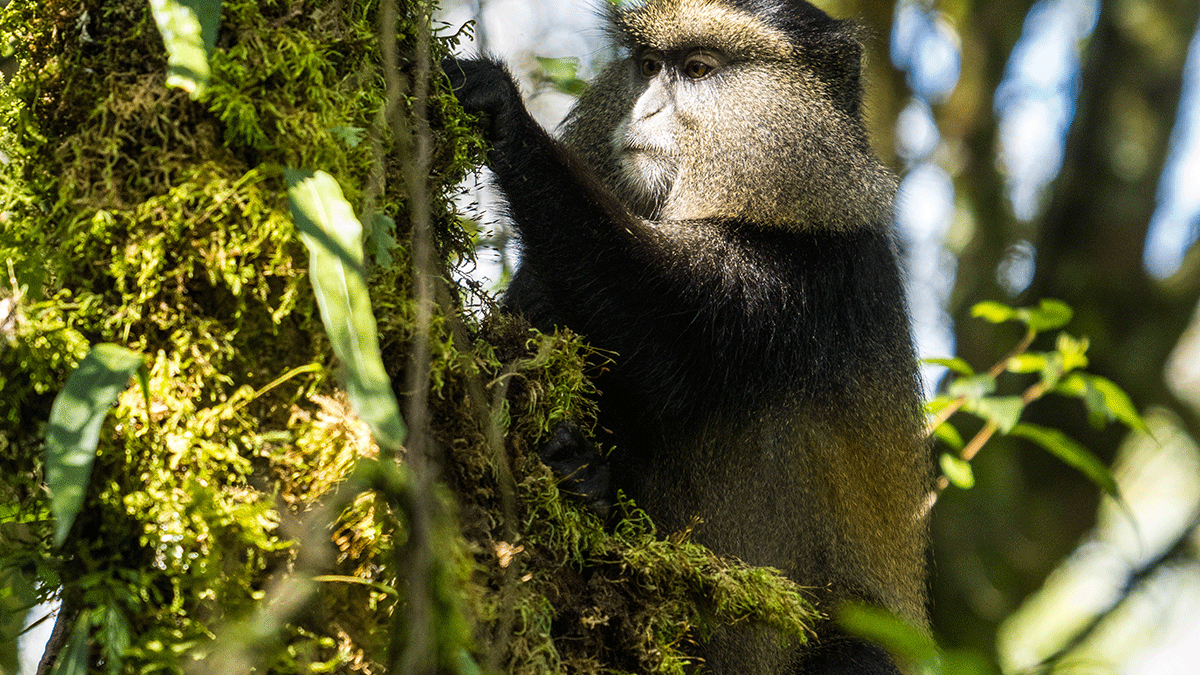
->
[455,319,818,674]
[0,0,475,671]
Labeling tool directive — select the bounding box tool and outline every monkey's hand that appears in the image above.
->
[538,421,614,518]
[442,57,531,153]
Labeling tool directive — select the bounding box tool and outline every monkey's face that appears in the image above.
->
[608,49,728,218]
[561,0,897,230]
[606,46,852,227]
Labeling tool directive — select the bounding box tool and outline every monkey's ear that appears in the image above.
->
[797,21,867,119]
[441,57,528,149]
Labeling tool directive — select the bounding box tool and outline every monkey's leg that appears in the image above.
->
[795,628,903,675]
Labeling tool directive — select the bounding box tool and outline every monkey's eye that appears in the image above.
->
[683,52,721,79]
[639,55,663,78]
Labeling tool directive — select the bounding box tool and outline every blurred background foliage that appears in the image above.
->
[438,0,1200,671]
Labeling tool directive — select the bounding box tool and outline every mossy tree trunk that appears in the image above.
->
[0,0,485,671]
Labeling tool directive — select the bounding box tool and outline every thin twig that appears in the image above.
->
[924,351,1053,512]
[924,328,1038,439]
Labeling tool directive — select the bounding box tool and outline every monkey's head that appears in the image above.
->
[560,0,896,231]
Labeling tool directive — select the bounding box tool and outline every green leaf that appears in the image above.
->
[923,357,975,376]
[838,603,941,675]
[971,301,1014,324]
[49,610,91,675]
[330,126,366,148]
[0,567,37,675]
[1056,373,1149,433]
[931,421,964,451]
[965,396,1024,433]
[456,649,484,675]
[364,213,398,268]
[943,649,999,675]
[287,169,406,451]
[1008,423,1119,496]
[102,605,131,675]
[46,344,144,547]
[940,453,975,489]
[148,0,222,97]
[946,374,996,401]
[1018,299,1073,332]
[925,395,959,416]
[1054,333,1089,372]
[1005,353,1046,374]
[1054,373,1104,427]
[1088,374,1148,433]
[535,56,588,97]
[973,299,1073,333]
[536,55,579,81]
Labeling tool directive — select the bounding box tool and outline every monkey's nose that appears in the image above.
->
[632,79,670,120]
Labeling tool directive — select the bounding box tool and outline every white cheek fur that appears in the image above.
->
[610,117,678,218]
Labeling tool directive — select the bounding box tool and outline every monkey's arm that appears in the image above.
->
[444,58,749,397]
[443,58,655,249]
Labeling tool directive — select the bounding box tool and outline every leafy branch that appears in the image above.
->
[925,300,1147,502]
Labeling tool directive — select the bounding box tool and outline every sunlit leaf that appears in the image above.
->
[973,299,1073,333]
[839,603,941,675]
[1056,373,1149,434]
[536,55,579,81]
[1017,299,1073,332]
[931,421,964,451]
[1055,373,1105,427]
[971,301,1014,324]
[923,356,974,376]
[46,344,144,547]
[1087,374,1148,433]
[148,0,222,97]
[925,395,959,416]
[1054,333,1089,372]
[536,56,587,96]
[287,169,406,451]
[1008,423,1118,496]
[940,453,975,489]
[1038,353,1065,389]
[964,396,1024,433]
[946,374,996,401]
[1005,353,1046,374]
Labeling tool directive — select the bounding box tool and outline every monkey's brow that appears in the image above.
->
[633,46,726,59]
[613,0,794,61]
[625,41,784,66]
